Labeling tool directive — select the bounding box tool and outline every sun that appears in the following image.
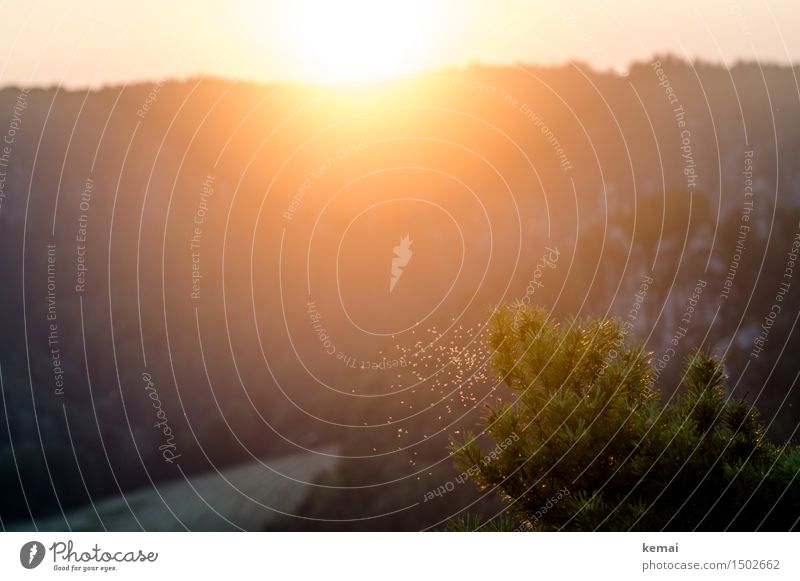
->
[279,0,440,84]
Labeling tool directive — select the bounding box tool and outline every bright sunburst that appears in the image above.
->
[279,0,440,84]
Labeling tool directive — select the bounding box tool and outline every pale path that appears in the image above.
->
[9,447,338,532]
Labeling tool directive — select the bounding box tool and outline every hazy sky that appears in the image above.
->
[1,0,798,88]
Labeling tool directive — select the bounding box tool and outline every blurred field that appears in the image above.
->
[8,447,338,532]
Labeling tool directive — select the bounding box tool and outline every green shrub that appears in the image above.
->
[451,304,799,531]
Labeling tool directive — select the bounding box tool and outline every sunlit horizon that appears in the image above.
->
[2,0,800,89]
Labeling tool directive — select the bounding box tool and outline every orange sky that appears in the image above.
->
[1,0,798,88]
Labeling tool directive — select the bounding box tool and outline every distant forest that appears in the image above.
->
[1,58,799,530]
